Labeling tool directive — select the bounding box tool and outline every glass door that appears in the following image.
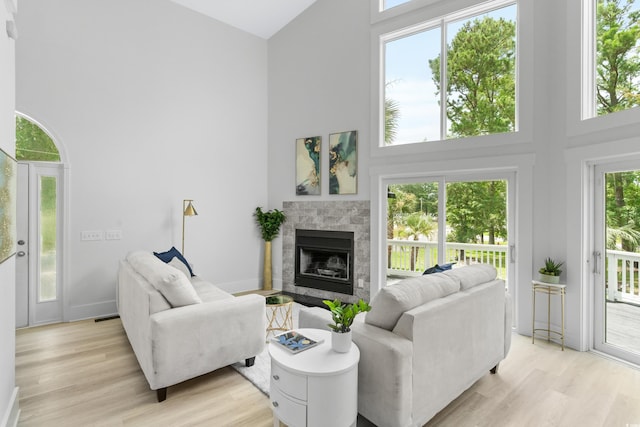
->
[594,162,640,365]
[385,173,514,292]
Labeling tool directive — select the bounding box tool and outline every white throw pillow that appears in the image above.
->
[168,256,192,278]
[126,251,202,307]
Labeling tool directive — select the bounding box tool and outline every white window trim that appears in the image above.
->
[370,0,533,158]
[569,0,640,136]
[369,153,535,332]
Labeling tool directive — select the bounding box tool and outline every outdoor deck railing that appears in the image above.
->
[387,240,507,280]
[606,250,640,304]
[387,241,640,304]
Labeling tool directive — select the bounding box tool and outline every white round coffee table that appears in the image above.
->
[268,328,359,427]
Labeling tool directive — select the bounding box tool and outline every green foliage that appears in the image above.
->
[40,177,57,252]
[429,16,516,138]
[15,116,60,162]
[399,212,436,241]
[254,207,286,242]
[385,97,400,144]
[596,0,640,115]
[539,258,563,276]
[385,81,401,145]
[605,171,640,251]
[446,181,507,244]
[323,299,371,333]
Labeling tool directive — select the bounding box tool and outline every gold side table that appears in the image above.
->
[265,294,294,341]
[532,280,566,350]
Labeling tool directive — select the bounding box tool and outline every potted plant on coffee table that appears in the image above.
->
[323,299,371,353]
[538,257,563,284]
[254,207,286,291]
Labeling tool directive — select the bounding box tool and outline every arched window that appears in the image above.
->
[15,115,61,162]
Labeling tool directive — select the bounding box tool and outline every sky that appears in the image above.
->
[384,3,517,145]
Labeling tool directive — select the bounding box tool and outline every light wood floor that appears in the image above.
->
[15,318,640,427]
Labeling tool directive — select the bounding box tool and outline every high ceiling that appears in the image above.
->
[171,0,317,39]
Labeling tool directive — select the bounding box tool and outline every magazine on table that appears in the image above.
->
[272,331,323,354]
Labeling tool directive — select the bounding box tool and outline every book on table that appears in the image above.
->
[272,331,323,354]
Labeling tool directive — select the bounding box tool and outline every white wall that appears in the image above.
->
[267,0,371,288]
[16,0,269,320]
[268,0,640,350]
[0,0,18,423]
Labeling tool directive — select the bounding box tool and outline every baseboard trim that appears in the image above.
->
[1,387,20,427]
[67,300,117,322]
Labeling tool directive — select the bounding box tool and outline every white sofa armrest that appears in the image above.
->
[149,294,265,389]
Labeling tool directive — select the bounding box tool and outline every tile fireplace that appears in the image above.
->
[282,201,370,303]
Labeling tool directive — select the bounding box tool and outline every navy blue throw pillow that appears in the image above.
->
[422,262,456,275]
[154,246,195,277]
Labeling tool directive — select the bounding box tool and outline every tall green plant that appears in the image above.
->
[254,207,286,242]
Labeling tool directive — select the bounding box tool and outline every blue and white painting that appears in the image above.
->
[329,130,357,195]
[296,136,321,195]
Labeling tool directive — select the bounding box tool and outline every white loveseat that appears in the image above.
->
[299,264,512,427]
[117,250,265,401]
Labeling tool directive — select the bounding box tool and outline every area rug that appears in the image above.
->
[230,302,304,397]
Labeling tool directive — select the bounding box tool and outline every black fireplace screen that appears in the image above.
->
[295,229,354,295]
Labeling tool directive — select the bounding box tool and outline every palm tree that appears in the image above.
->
[387,188,417,268]
[607,223,640,251]
[399,212,437,271]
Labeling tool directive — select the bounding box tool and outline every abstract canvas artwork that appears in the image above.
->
[329,131,357,195]
[296,136,321,195]
[0,148,17,264]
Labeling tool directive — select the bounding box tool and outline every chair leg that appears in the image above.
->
[245,356,256,367]
[157,387,167,402]
[490,363,499,374]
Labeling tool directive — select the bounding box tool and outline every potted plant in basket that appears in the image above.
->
[323,299,371,353]
[254,207,286,291]
[538,257,563,284]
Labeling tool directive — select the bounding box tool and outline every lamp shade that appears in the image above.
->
[183,200,198,216]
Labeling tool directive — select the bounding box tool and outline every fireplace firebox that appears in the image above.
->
[295,229,354,295]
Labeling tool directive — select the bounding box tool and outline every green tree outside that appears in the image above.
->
[429,16,516,138]
[596,0,640,115]
[16,116,60,162]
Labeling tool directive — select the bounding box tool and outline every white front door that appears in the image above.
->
[15,162,64,326]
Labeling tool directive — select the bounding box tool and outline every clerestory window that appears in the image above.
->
[379,0,517,146]
[584,0,640,119]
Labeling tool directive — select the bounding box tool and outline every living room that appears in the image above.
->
[2,0,640,425]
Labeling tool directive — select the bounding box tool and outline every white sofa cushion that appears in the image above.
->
[442,263,497,290]
[168,256,192,278]
[365,273,460,330]
[190,276,234,302]
[126,251,202,307]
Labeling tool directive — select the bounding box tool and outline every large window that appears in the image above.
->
[386,178,509,286]
[382,1,517,146]
[594,0,640,116]
[383,0,412,10]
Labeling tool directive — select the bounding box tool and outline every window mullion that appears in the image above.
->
[440,19,447,141]
[582,0,596,119]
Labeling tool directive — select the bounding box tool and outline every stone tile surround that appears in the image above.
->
[282,201,370,303]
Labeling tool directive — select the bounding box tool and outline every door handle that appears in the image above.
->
[593,251,601,274]
[17,251,26,257]
[18,240,25,245]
